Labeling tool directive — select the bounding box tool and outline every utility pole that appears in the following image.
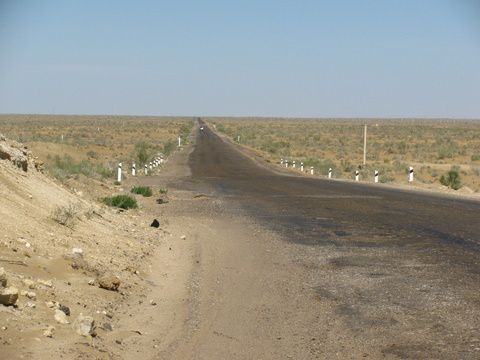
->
[363,124,367,165]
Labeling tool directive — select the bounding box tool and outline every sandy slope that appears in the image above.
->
[0,137,167,359]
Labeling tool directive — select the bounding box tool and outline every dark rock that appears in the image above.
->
[59,304,70,316]
[101,323,113,332]
[150,219,160,228]
[0,287,18,306]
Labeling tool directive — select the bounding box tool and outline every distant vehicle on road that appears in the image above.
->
[200,126,204,131]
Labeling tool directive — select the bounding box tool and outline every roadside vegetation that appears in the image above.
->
[50,203,79,228]
[47,154,114,181]
[131,186,153,197]
[210,118,480,192]
[0,114,194,179]
[101,195,138,209]
[440,168,462,190]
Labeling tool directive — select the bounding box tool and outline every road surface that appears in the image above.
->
[166,123,480,359]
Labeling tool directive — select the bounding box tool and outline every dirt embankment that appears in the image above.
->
[0,134,180,358]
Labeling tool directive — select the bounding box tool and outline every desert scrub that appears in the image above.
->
[440,168,462,190]
[159,188,168,194]
[163,140,176,155]
[179,121,194,144]
[134,141,155,165]
[131,186,153,197]
[47,154,114,181]
[102,195,138,209]
[51,203,79,228]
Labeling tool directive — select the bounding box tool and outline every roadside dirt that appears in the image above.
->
[0,134,196,359]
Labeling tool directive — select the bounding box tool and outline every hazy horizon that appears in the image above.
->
[2,113,480,121]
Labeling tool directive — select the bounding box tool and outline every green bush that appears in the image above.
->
[131,186,153,197]
[471,154,480,161]
[102,195,138,209]
[440,169,462,190]
[159,188,168,194]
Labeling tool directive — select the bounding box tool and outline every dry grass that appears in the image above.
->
[209,118,480,192]
[0,114,194,182]
[50,203,79,228]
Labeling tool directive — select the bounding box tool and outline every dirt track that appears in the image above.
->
[149,122,480,359]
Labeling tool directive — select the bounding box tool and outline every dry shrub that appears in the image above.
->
[51,203,79,228]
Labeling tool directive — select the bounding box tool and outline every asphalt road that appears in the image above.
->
[176,122,480,359]
[191,123,480,251]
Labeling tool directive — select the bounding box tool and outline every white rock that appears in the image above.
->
[72,314,95,336]
[54,309,69,324]
[180,235,186,240]
[72,248,83,256]
[37,279,53,288]
[20,290,36,300]
[22,279,36,289]
[43,325,55,338]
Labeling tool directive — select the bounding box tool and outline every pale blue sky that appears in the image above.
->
[0,0,479,117]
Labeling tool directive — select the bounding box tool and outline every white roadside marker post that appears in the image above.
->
[328,168,332,179]
[132,163,136,176]
[280,158,283,165]
[237,135,240,142]
[293,160,296,168]
[285,160,288,168]
[149,162,153,170]
[409,167,414,182]
[178,136,181,147]
[355,170,359,181]
[117,163,122,183]
[374,170,379,183]
[300,162,304,172]
[310,166,314,175]
[144,164,148,175]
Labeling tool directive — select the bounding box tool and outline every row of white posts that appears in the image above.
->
[280,158,415,183]
[116,156,165,183]
[116,135,184,182]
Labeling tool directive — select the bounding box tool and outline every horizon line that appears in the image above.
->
[1,112,480,121]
